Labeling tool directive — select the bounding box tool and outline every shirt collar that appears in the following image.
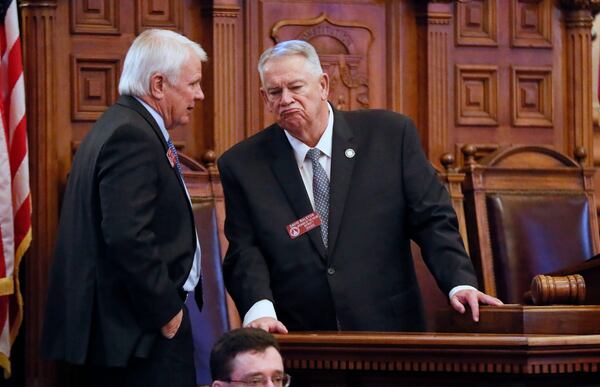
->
[134,96,170,143]
[284,102,334,167]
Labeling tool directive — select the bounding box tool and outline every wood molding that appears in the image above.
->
[455,64,499,126]
[278,331,600,377]
[421,2,452,166]
[565,8,594,166]
[70,0,120,35]
[19,2,59,386]
[455,0,498,46]
[70,55,121,122]
[135,0,182,33]
[511,66,553,127]
[510,0,552,48]
[211,3,244,156]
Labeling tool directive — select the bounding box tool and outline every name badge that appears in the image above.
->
[286,212,322,239]
[166,148,177,168]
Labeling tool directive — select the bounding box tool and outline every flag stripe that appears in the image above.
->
[0,0,30,377]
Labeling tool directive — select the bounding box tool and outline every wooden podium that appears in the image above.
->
[276,306,600,386]
[275,248,600,385]
[277,332,600,386]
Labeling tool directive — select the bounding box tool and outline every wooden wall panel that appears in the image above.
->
[455,64,498,126]
[208,1,245,157]
[511,0,552,48]
[71,0,119,35]
[456,0,497,46]
[135,0,182,32]
[511,66,553,127]
[448,0,562,163]
[70,55,120,121]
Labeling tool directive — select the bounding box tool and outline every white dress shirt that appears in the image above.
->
[135,97,201,293]
[243,102,475,326]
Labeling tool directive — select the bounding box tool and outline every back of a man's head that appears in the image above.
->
[118,28,207,97]
[210,327,281,382]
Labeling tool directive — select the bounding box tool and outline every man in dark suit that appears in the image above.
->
[42,29,206,387]
[217,40,502,333]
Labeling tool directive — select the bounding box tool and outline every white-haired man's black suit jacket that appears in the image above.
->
[42,96,200,368]
[218,108,478,332]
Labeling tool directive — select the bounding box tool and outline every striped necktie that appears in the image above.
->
[167,138,182,175]
[306,148,329,247]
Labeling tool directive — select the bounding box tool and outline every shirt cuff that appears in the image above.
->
[448,285,478,300]
[243,299,277,326]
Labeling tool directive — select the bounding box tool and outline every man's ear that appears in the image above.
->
[319,72,329,101]
[211,381,224,387]
[148,73,166,99]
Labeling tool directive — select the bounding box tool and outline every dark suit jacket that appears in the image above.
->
[42,96,199,366]
[217,108,478,332]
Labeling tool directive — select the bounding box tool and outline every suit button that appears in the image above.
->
[327,267,335,275]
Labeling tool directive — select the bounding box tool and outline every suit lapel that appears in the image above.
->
[328,110,356,256]
[268,127,328,259]
[117,96,188,188]
[117,95,193,206]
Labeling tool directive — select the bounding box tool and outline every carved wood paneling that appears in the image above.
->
[71,56,120,121]
[455,65,498,126]
[279,332,600,383]
[565,8,594,166]
[511,0,552,47]
[71,0,120,35]
[511,66,553,127]
[212,3,244,157]
[417,1,452,165]
[20,2,59,386]
[456,0,498,46]
[271,13,374,111]
[136,0,182,33]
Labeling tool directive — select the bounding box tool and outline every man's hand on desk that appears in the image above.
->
[246,317,289,334]
[450,289,503,322]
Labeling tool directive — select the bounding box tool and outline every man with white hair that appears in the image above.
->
[42,29,207,387]
[218,40,502,334]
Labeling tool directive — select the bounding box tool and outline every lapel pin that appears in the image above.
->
[345,148,356,158]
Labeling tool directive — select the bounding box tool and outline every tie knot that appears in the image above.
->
[306,148,321,163]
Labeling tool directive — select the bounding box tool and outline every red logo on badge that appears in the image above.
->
[166,148,177,168]
[286,212,322,239]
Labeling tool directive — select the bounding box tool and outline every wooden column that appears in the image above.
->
[19,1,58,386]
[561,1,595,166]
[210,0,244,156]
[417,1,453,167]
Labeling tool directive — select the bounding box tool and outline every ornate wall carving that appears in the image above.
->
[135,0,182,33]
[456,0,497,46]
[271,13,373,111]
[511,0,552,47]
[71,0,119,35]
[71,56,121,121]
[511,66,553,127]
[455,65,499,126]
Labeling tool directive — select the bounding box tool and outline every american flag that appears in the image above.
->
[0,0,30,378]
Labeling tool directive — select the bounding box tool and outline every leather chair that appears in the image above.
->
[181,152,238,385]
[460,145,600,304]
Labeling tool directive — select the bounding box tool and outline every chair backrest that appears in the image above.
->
[180,152,240,384]
[460,145,600,304]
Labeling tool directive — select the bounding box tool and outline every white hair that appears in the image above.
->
[257,40,323,84]
[118,29,208,97]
